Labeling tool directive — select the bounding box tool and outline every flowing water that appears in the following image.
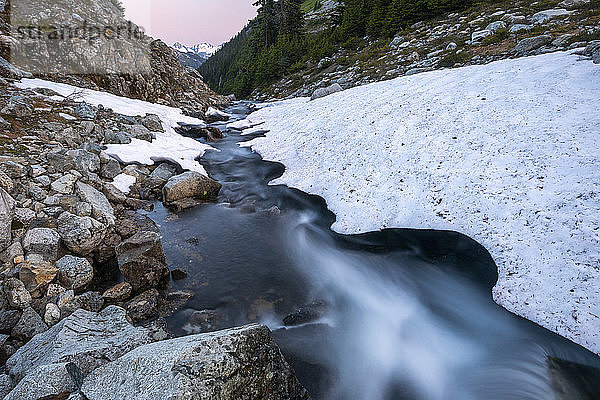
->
[149,102,600,400]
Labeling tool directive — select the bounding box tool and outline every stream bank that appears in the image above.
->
[150,102,600,400]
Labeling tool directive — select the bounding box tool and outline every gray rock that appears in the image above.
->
[11,306,48,341]
[126,288,159,321]
[147,163,178,189]
[103,183,127,204]
[74,102,96,120]
[114,210,159,238]
[67,149,101,177]
[47,152,76,173]
[23,228,61,261]
[0,374,12,398]
[5,306,154,382]
[1,96,33,118]
[116,231,169,292]
[514,35,553,55]
[0,56,32,80]
[311,83,343,101]
[80,324,309,400]
[485,21,506,32]
[14,207,35,226]
[1,241,23,267]
[75,201,92,217]
[28,185,47,202]
[0,188,15,252]
[0,161,26,179]
[56,255,94,291]
[0,116,10,131]
[44,302,61,326]
[104,130,132,144]
[57,212,107,256]
[34,175,51,187]
[141,114,164,133]
[0,169,13,192]
[61,291,104,315]
[75,182,115,225]
[99,157,121,180]
[51,173,79,195]
[123,124,153,142]
[4,278,31,309]
[4,362,83,400]
[0,309,20,333]
[531,9,571,24]
[162,171,221,204]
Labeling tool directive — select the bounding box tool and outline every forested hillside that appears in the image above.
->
[200,0,500,98]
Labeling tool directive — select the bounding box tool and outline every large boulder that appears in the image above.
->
[22,228,61,261]
[56,255,94,291]
[531,8,571,24]
[75,182,115,225]
[3,362,83,400]
[80,324,309,400]
[57,212,107,256]
[513,35,553,55]
[115,231,169,292]
[162,171,221,204]
[5,306,154,383]
[0,188,15,252]
[310,83,343,101]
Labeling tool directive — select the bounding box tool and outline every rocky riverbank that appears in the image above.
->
[0,55,309,398]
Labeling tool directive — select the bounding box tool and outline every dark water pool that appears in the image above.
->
[148,102,600,400]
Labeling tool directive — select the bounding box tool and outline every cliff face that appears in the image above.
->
[0,0,227,114]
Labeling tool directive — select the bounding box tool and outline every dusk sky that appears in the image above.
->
[121,0,257,46]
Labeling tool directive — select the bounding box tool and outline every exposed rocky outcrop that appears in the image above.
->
[5,306,153,383]
[162,171,222,210]
[79,324,309,400]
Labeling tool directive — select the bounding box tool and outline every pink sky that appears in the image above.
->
[121,0,257,45]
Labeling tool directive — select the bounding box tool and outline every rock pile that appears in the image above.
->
[0,55,226,390]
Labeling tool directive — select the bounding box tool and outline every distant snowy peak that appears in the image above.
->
[172,42,220,57]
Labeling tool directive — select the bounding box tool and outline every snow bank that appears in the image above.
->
[243,51,600,354]
[16,78,212,174]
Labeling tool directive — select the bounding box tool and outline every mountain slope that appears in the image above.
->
[171,42,221,69]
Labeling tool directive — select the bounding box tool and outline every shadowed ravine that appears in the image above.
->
[149,102,600,400]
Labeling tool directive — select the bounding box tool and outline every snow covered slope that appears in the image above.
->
[16,78,213,174]
[242,50,600,355]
